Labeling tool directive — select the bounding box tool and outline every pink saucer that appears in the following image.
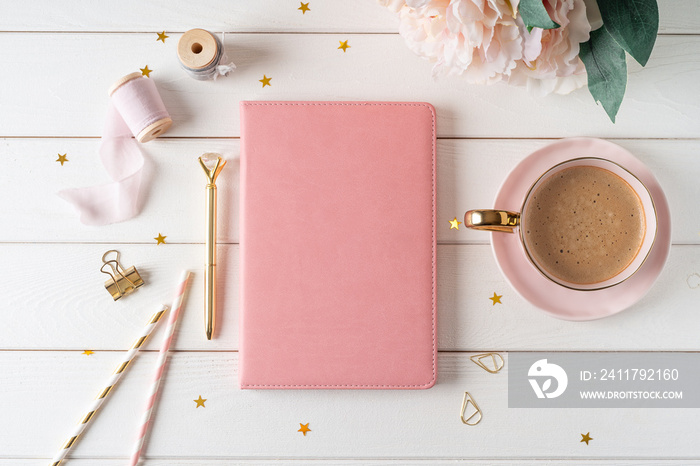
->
[490,138,671,321]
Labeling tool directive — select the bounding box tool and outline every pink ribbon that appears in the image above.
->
[59,76,169,226]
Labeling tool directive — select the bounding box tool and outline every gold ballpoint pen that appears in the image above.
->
[199,153,227,340]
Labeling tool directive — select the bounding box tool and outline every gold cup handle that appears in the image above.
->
[464,210,520,233]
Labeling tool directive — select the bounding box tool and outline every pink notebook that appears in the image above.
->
[239,101,436,389]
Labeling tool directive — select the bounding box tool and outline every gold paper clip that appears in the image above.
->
[470,352,505,374]
[101,250,144,300]
[460,391,483,426]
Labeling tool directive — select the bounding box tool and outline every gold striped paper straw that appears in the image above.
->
[49,306,168,466]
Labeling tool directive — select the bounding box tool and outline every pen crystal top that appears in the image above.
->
[199,152,226,183]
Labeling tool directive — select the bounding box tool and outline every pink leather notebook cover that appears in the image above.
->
[239,101,436,389]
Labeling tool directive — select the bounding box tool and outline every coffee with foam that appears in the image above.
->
[522,166,645,285]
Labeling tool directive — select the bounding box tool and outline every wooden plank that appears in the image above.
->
[0,34,698,138]
[658,0,700,34]
[0,0,400,33]
[1,352,697,459]
[0,0,695,34]
[1,138,698,245]
[0,460,693,465]
[0,243,698,351]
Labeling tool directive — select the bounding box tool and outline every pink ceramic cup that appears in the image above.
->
[465,157,657,291]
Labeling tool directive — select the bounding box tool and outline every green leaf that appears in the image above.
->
[518,0,560,30]
[597,0,659,66]
[579,26,628,123]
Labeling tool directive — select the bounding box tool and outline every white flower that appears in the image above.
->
[384,0,592,95]
[507,0,591,95]
[443,0,524,83]
[398,0,524,83]
[398,1,450,68]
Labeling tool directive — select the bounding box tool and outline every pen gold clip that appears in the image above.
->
[199,153,226,340]
[101,250,144,300]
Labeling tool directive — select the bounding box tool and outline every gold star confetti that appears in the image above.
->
[156,31,169,43]
[56,153,68,166]
[154,233,167,245]
[259,75,272,87]
[298,2,310,14]
[580,432,593,445]
[489,292,502,306]
[140,66,152,77]
[82,350,94,356]
[298,423,311,436]
[194,395,207,408]
[449,217,462,230]
[338,40,351,52]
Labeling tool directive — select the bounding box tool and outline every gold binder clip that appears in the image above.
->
[101,250,144,300]
[470,352,505,374]
[460,391,483,426]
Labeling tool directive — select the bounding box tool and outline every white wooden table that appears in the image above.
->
[1,1,699,464]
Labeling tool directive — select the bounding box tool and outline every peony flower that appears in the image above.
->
[507,0,591,95]
[384,0,592,95]
[582,0,602,30]
[443,0,523,83]
[398,0,524,83]
[397,0,450,69]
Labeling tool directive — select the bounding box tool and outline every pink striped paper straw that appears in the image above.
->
[129,270,191,466]
[50,306,167,466]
